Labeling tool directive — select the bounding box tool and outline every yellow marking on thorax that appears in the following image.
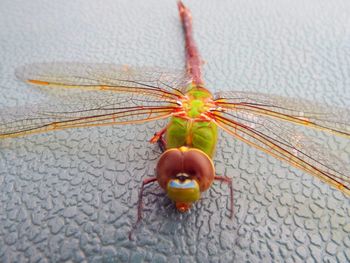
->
[180,97,215,118]
[179,146,189,152]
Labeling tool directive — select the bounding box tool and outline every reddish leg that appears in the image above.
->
[129,177,158,240]
[178,1,204,85]
[149,127,167,153]
[157,136,166,153]
[214,176,234,219]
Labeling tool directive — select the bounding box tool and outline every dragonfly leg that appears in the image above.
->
[157,136,167,153]
[149,127,167,153]
[129,177,158,240]
[214,176,233,219]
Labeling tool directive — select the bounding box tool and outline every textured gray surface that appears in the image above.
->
[0,0,350,262]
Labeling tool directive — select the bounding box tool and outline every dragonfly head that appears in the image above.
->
[156,147,215,213]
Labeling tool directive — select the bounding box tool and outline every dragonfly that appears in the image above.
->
[0,1,349,226]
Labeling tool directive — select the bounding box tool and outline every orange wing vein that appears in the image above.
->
[1,63,189,138]
[209,91,350,195]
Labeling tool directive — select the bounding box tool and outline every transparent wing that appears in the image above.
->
[214,91,350,138]
[210,91,350,196]
[0,62,191,138]
[0,92,181,139]
[16,62,192,100]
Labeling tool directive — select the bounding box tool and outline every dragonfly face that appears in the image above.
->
[156,146,215,212]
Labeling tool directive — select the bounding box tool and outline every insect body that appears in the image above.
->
[0,1,349,230]
[154,85,223,213]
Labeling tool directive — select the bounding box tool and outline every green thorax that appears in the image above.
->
[186,83,213,99]
[165,84,218,157]
[183,84,213,118]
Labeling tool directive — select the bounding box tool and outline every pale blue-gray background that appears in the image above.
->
[0,0,349,262]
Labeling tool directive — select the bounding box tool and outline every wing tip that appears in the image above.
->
[14,65,27,81]
[15,63,39,82]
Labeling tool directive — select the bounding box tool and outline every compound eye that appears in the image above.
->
[156,149,183,189]
[156,148,215,192]
[183,149,215,191]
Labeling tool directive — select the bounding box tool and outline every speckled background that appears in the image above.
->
[0,0,350,262]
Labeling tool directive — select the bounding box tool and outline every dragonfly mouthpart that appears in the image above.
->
[175,202,192,213]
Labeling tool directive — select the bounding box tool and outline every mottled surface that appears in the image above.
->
[0,0,350,262]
